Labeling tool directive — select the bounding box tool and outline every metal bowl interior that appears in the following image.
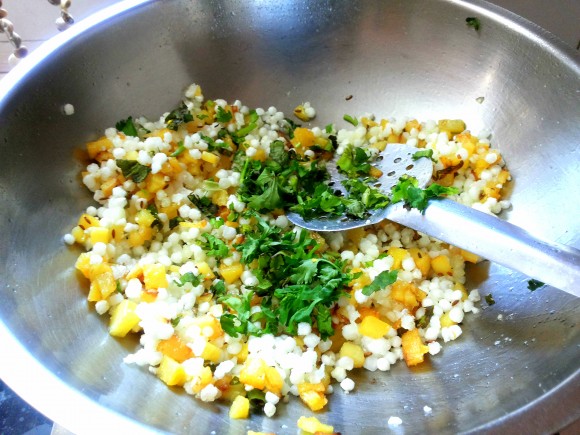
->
[0,0,578,433]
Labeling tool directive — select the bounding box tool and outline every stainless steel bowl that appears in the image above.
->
[0,0,578,433]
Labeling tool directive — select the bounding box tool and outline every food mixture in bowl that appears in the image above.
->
[64,84,511,424]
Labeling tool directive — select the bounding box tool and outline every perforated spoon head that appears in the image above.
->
[287,143,433,231]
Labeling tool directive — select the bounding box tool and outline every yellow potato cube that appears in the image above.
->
[219,263,244,284]
[201,342,222,363]
[142,263,168,290]
[460,249,479,264]
[92,268,117,299]
[299,390,328,412]
[401,328,429,367]
[212,189,229,206]
[229,396,250,419]
[290,127,316,149]
[89,227,111,245]
[431,255,452,275]
[191,366,213,393]
[440,312,456,328]
[239,358,266,390]
[387,247,408,270]
[390,281,424,310]
[77,213,100,230]
[146,172,167,193]
[75,252,92,278]
[338,342,365,368]
[297,416,334,434]
[196,261,215,280]
[265,367,284,394]
[158,355,187,386]
[409,248,431,277]
[109,299,140,337]
[438,119,466,136]
[358,315,391,339]
[201,151,220,164]
[86,137,113,159]
[134,209,156,227]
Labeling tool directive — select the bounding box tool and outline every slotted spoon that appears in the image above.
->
[287,144,580,297]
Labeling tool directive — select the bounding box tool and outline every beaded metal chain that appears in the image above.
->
[0,0,74,67]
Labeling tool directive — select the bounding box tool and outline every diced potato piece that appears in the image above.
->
[298,382,325,395]
[212,189,229,207]
[358,316,391,339]
[77,213,100,230]
[291,127,316,149]
[401,329,429,367]
[92,268,117,299]
[75,252,92,278]
[440,312,456,328]
[438,119,466,136]
[390,281,425,310]
[146,173,167,193]
[387,247,408,270]
[239,358,266,390]
[350,271,371,292]
[229,396,250,419]
[128,225,153,247]
[71,226,86,244]
[157,334,193,363]
[297,416,334,434]
[219,263,244,284]
[191,366,213,393]
[201,342,221,363]
[346,227,365,244]
[142,263,168,289]
[236,343,249,363]
[196,261,215,280]
[192,315,223,340]
[158,355,187,386]
[299,390,328,412]
[86,137,113,159]
[409,248,431,277]
[265,367,284,394]
[431,255,452,275]
[460,249,479,264]
[252,148,267,162]
[338,342,365,368]
[89,227,111,245]
[201,151,219,164]
[109,299,140,337]
[135,209,156,227]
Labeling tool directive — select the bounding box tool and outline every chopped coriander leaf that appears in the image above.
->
[165,102,193,131]
[412,149,435,161]
[116,159,151,183]
[200,233,229,259]
[390,175,458,213]
[219,291,256,337]
[336,144,372,178]
[282,118,301,139]
[466,17,481,31]
[485,293,496,305]
[210,217,225,228]
[188,193,218,217]
[215,106,233,123]
[232,110,259,141]
[116,116,139,137]
[171,315,182,327]
[170,142,186,157]
[146,204,163,229]
[210,280,227,296]
[417,306,434,328]
[325,124,334,134]
[200,134,233,155]
[176,272,202,287]
[233,213,355,339]
[343,114,358,126]
[169,216,184,229]
[362,270,398,296]
[527,279,545,291]
[197,113,208,120]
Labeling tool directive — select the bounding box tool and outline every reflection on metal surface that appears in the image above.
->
[0,0,578,434]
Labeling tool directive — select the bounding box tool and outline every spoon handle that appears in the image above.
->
[386,199,580,297]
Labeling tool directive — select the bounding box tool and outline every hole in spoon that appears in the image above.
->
[387,170,396,177]
[376,155,384,161]
[406,164,414,170]
[374,183,382,188]
[394,157,402,163]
